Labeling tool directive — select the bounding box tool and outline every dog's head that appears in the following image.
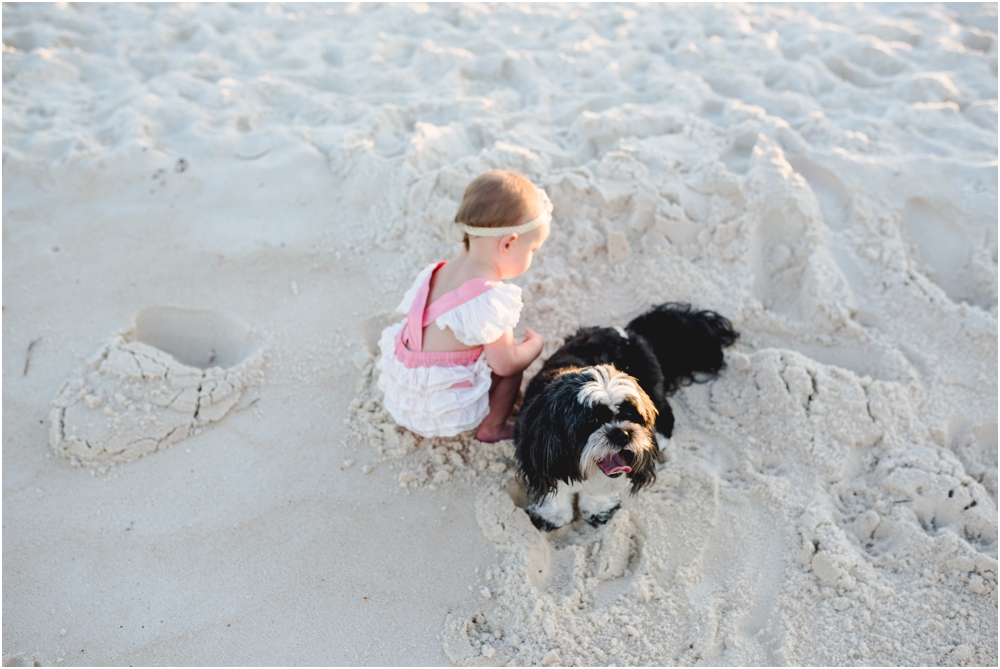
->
[515,364,659,500]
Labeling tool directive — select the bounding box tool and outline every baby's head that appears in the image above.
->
[455,170,552,278]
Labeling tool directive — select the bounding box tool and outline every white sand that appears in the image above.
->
[3,2,996,666]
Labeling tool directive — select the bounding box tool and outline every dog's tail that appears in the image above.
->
[626,302,739,395]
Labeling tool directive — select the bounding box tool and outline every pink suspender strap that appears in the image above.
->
[394,263,492,368]
[422,277,494,327]
[401,262,445,354]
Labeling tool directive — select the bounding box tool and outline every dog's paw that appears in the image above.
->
[582,502,621,527]
[526,496,574,531]
[527,510,563,532]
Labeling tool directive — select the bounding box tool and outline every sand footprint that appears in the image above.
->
[881,464,997,553]
[901,197,994,309]
[946,420,999,503]
[748,204,812,319]
[721,130,758,175]
[49,307,264,467]
[788,158,851,231]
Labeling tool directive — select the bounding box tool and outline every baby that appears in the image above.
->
[377,170,551,442]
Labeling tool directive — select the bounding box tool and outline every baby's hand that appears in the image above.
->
[486,328,543,375]
[523,328,544,354]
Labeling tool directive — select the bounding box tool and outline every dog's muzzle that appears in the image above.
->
[597,428,634,477]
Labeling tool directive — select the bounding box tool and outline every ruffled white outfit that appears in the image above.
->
[377,262,522,438]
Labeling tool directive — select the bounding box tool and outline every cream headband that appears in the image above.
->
[457,187,553,237]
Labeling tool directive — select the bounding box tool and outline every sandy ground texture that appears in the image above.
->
[3,2,997,666]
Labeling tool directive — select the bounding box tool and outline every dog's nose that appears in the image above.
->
[607,427,630,446]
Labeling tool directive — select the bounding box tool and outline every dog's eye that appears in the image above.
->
[617,401,641,423]
[585,406,613,430]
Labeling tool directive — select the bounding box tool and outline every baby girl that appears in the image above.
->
[377,170,551,442]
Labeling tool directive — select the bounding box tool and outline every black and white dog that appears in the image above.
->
[513,303,739,531]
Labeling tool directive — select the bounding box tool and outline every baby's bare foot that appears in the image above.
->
[476,420,515,443]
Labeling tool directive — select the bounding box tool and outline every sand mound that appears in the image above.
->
[49,307,264,467]
[437,350,995,666]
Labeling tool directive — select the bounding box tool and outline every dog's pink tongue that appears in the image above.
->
[598,452,631,476]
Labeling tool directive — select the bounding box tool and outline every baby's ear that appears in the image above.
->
[501,233,518,250]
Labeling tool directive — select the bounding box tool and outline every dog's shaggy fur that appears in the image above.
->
[514,303,739,531]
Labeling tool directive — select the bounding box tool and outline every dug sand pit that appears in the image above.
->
[49,307,264,466]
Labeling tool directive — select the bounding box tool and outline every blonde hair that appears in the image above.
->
[454,170,538,249]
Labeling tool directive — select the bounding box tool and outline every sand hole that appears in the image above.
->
[131,306,254,369]
[49,307,264,467]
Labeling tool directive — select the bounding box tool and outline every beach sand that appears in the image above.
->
[2,2,997,665]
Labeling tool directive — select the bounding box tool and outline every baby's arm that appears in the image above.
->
[484,328,544,376]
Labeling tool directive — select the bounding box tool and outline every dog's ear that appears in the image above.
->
[629,402,660,495]
[633,386,658,426]
[627,449,658,495]
[623,387,659,495]
[515,375,586,501]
